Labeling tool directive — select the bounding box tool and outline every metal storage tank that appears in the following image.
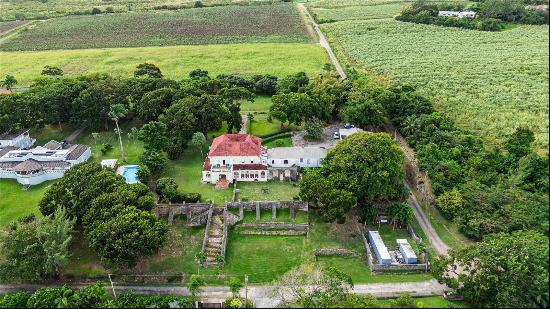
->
[396,239,417,264]
[368,231,391,265]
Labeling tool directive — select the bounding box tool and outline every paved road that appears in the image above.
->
[408,191,449,256]
[0,279,449,308]
[298,3,347,79]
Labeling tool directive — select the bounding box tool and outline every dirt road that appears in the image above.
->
[298,3,347,79]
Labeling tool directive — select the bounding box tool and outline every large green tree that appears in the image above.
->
[134,87,175,122]
[300,133,407,222]
[138,121,170,151]
[436,231,549,308]
[160,100,198,158]
[86,206,168,268]
[0,209,75,282]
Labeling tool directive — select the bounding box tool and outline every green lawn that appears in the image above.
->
[237,208,309,224]
[224,231,306,284]
[241,95,272,113]
[0,179,52,228]
[237,181,300,201]
[165,147,234,204]
[75,121,146,165]
[1,43,328,86]
[378,296,465,308]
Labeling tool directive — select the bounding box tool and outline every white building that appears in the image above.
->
[438,10,476,18]
[0,142,91,186]
[201,134,269,188]
[0,129,35,149]
[267,146,327,169]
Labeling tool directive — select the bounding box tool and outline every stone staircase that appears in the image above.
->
[204,214,224,267]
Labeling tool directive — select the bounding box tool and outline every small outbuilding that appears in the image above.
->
[101,159,118,169]
[396,239,417,264]
[368,231,391,265]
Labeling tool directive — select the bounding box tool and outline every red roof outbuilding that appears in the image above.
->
[209,134,262,157]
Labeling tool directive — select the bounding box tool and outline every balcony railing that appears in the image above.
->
[211,164,232,172]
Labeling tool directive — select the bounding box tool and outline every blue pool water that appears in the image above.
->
[121,165,140,183]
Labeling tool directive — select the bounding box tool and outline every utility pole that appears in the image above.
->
[244,274,249,308]
[108,274,117,298]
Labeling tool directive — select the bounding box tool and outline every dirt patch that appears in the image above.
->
[291,121,342,148]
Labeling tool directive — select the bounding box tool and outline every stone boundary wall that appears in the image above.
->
[238,230,306,236]
[221,209,229,258]
[201,206,214,257]
[358,223,429,273]
[314,248,356,257]
[226,200,308,221]
[155,202,212,226]
[237,222,309,230]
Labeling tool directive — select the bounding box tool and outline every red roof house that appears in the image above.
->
[208,134,263,157]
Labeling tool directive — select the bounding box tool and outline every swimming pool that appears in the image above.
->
[118,165,140,184]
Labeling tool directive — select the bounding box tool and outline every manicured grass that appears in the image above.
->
[237,208,309,224]
[165,147,234,204]
[236,181,300,201]
[324,19,549,150]
[241,95,272,113]
[378,296,465,308]
[75,122,146,165]
[224,231,306,284]
[0,43,328,86]
[0,179,52,228]
[263,135,293,148]
[1,5,311,51]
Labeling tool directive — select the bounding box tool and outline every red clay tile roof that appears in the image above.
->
[233,164,268,170]
[0,90,13,95]
[209,134,262,157]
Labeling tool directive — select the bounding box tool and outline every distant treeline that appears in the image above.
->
[397,0,549,31]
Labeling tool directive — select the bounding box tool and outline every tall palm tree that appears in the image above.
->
[109,104,128,162]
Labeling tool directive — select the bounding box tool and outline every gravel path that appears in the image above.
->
[298,3,347,79]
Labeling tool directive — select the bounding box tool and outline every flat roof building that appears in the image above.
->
[368,231,391,265]
[397,239,418,264]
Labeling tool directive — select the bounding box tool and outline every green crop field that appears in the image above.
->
[0,43,328,86]
[0,4,312,51]
[0,0,281,21]
[310,2,410,23]
[0,20,30,35]
[324,19,549,150]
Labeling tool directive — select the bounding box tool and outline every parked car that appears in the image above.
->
[333,132,340,139]
[344,123,354,129]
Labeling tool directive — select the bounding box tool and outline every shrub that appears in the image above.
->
[0,292,32,308]
[100,143,113,154]
[91,7,102,15]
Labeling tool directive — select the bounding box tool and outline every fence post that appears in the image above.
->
[272,203,277,219]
